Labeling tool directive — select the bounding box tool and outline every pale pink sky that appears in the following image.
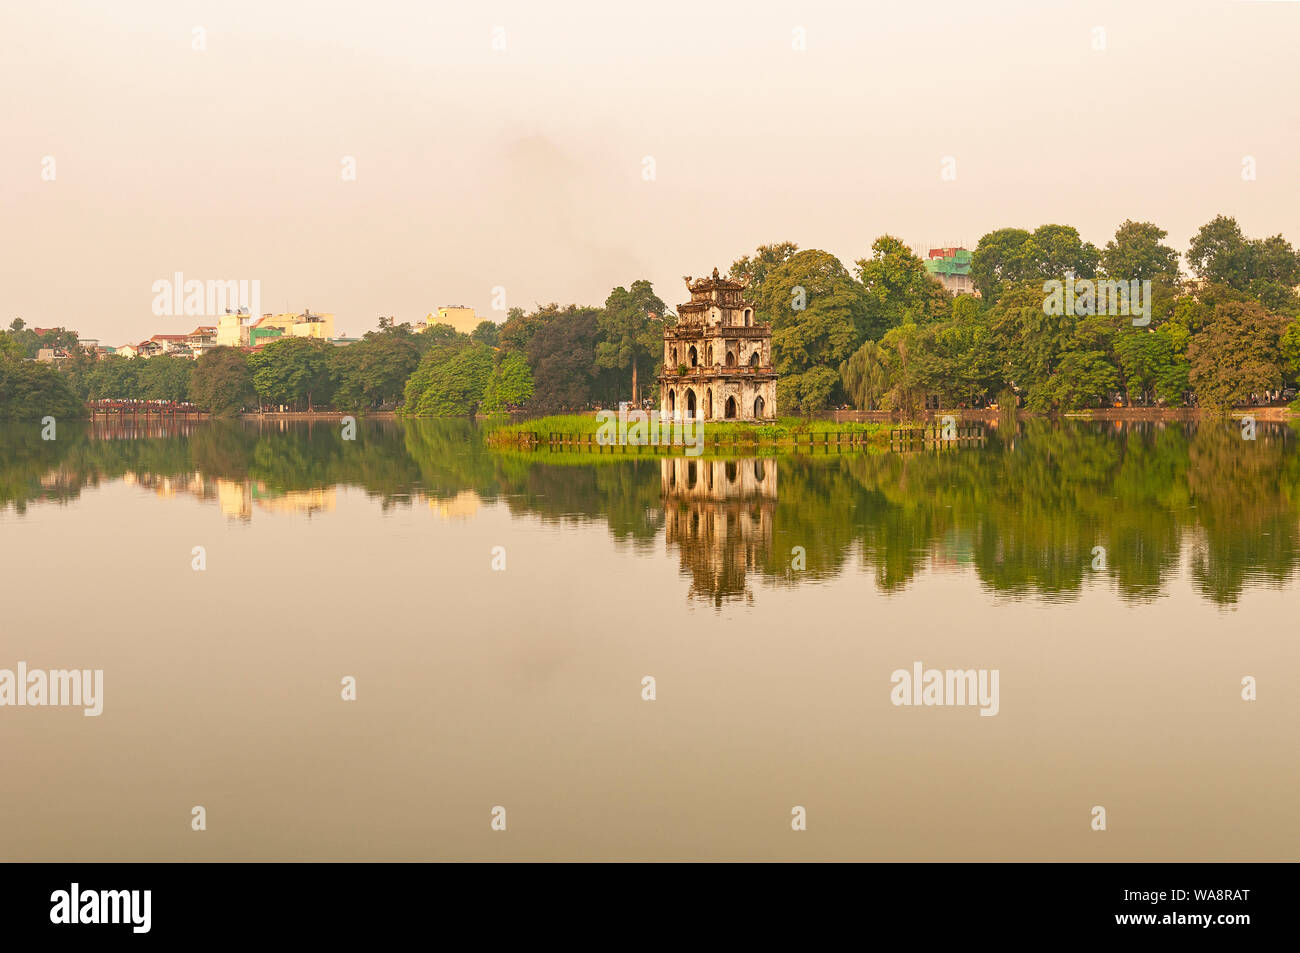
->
[2,0,1297,345]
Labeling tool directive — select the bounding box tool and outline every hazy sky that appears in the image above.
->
[3,0,1297,345]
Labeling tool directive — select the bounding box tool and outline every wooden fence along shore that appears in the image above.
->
[520,423,986,454]
[87,400,206,422]
[888,423,987,451]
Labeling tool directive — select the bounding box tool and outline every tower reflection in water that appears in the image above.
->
[661,457,777,607]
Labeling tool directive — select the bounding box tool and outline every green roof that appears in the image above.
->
[925,256,971,277]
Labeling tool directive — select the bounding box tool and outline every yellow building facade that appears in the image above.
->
[425,306,479,334]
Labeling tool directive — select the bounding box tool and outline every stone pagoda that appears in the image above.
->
[659,268,776,421]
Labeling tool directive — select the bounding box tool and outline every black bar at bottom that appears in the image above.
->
[0,862,1283,941]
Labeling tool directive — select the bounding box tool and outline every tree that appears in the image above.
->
[1187,300,1286,408]
[332,325,424,410]
[1041,344,1120,411]
[82,354,137,399]
[247,337,333,410]
[972,225,1100,303]
[596,279,666,404]
[878,321,939,417]
[135,354,194,402]
[1280,318,1300,384]
[404,343,495,416]
[928,297,1002,407]
[1029,224,1101,282]
[970,228,1033,301]
[1114,324,1191,405]
[728,241,800,291]
[840,339,890,410]
[189,347,255,415]
[482,351,535,412]
[0,330,25,361]
[1101,220,1180,283]
[1188,215,1300,311]
[498,306,555,354]
[854,235,951,339]
[1187,215,1252,287]
[755,249,869,412]
[986,282,1078,411]
[0,354,83,420]
[525,307,601,413]
[1247,234,1300,311]
[470,320,500,347]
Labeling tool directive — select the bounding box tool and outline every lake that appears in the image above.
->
[1,417,1296,860]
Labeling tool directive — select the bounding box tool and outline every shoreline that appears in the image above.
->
[239,411,398,420]
[59,406,1296,425]
[820,406,1295,423]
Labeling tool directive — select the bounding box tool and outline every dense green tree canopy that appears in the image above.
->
[855,235,951,338]
[189,347,255,416]
[247,338,333,410]
[728,241,800,291]
[331,325,424,411]
[525,307,601,413]
[482,351,535,413]
[756,249,869,413]
[470,320,500,347]
[971,225,1100,302]
[1187,300,1285,408]
[1188,216,1300,312]
[0,353,84,420]
[404,342,495,416]
[1101,220,1180,283]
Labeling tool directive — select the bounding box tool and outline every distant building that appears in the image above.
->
[116,344,139,358]
[424,306,479,335]
[35,347,70,364]
[287,310,335,340]
[216,310,335,348]
[149,334,192,357]
[217,310,252,347]
[251,310,336,342]
[186,326,217,357]
[248,325,285,347]
[924,247,978,296]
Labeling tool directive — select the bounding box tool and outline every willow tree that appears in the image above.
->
[840,340,890,410]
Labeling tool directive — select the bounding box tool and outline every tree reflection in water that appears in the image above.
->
[3,417,1296,607]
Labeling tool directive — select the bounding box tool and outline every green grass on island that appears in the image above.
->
[487,414,912,453]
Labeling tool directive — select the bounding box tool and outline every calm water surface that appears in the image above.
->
[1,418,1296,860]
